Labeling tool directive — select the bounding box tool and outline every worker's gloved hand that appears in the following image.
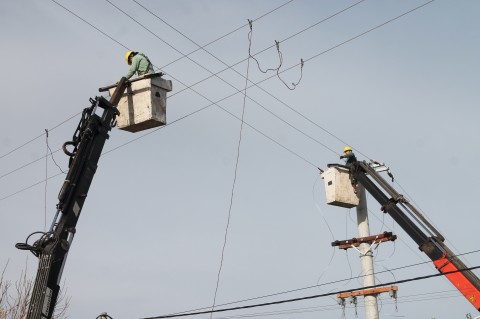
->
[339,156,342,159]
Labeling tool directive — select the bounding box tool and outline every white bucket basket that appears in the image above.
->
[109,76,172,133]
[321,166,359,208]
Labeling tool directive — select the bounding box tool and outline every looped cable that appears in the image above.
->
[62,141,76,157]
[15,231,56,257]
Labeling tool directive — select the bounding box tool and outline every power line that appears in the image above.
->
[135,0,295,71]
[209,22,254,319]
[104,0,338,157]
[3,0,436,198]
[139,249,480,318]
[131,0,363,155]
[163,0,434,160]
[53,0,323,169]
[0,172,64,201]
[0,0,290,165]
[0,110,81,161]
[110,0,417,169]
[138,265,480,319]
[0,5,317,185]
[50,0,434,165]
[209,289,462,319]
[166,0,368,99]
[0,148,62,181]
[0,0,440,200]
[49,0,129,50]
[0,82,320,202]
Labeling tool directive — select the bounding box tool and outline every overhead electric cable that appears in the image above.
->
[166,0,368,99]
[0,148,62,181]
[0,110,81,161]
[134,0,295,71]
[0,94,319,201]
[48,0,434,167]
[162,0,434,159]
[50,0,129,50]
[209,289,462,319]
[167,0,366,96]
[0,0,290,163]
[0,172,63,201]
[5,0,436,199]
[45,0,324,165]
[131,1,357,155]
[238,0,436,160]
[209,19,254,319]
[139,265,480,319]
[140,249,480,318]
[1,4,319,183]
[105,0,338,156]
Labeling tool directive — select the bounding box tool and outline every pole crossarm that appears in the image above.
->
[331,231,397,250]
[337,285,398,299]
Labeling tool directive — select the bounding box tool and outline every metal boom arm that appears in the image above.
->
[17,78,128,319]
[351,161,480,311]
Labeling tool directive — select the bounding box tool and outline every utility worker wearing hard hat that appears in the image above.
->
[125,51,155,79]
[340,146,358,193]
[340,146,357,167]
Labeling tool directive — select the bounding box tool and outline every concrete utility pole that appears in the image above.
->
[356,185,379,319]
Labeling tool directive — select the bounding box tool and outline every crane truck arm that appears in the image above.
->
[15,78,128,319]
[349,160,480,311]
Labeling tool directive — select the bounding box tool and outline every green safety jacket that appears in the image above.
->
[341,152,357,166]
[125,53,155,79]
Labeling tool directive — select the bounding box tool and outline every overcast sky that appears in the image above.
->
[1,1,480,318]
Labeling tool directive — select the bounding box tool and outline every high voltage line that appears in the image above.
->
[135,249,480,319]
[208,289,463,319]
[104,0,341,156]
[0,0,435,194]
[0,0,291,164]
[0,0,397,164]
[0,110,82,161]
[138,265,480,319]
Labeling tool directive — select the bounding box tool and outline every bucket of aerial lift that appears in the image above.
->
[321,166,359,208]
[108,75,172,133]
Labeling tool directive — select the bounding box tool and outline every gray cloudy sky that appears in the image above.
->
[1,1,480,318]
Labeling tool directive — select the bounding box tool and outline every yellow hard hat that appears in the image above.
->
[344,146,352,152]
[125,51,134,65]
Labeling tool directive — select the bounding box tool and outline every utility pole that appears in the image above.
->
[356,185,379,319]
[323,163,398,318]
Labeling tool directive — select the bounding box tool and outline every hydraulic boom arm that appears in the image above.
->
[350,161,480,311]
[16,78,128,319]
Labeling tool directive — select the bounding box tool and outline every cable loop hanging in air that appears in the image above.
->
[248,20,304,90]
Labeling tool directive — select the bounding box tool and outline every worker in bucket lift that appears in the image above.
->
[125,51,155,79]
[340,146,357,166]
[340,146,359,193]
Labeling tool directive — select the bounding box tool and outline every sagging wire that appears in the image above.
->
[247,19,304,90]
[277,56,304,91]
[209,21,254,319]
[44,129,67,231]
[46,131,69,175]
